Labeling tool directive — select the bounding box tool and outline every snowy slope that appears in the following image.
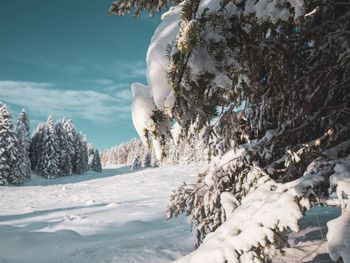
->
[0,164,341,263]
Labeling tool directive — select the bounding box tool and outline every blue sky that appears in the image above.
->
[0,0,161,150]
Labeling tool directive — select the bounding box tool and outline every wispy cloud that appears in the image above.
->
[82,59,147,80]
[123,60,147,79]
[0,81,131,123]
[103,83,130,91]
[115,89,133,100]
[0,53,88,75]
[95,79,114,85]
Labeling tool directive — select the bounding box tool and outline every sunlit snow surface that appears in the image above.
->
[0,164,340,263]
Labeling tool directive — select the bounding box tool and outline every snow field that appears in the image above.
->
[0,164,200,263]
[0,163,342,263]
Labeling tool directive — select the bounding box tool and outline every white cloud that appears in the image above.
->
[0,81,131,123]
[115,89,133,100]
[102,83,131,91]
[82,59,147,80]
[95,79,114,85]
[124,60,147,78]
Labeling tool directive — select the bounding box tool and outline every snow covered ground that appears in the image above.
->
[0,164,341,263]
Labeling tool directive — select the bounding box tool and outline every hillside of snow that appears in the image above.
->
[0,164,341,263]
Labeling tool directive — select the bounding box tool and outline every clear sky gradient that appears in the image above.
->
[0,0,161,150]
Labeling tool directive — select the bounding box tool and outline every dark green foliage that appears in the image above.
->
[16,109,31,179]
[38,116,60,179]
[29,123,45,170]
[131,154,142,169]
[55,121,72,177]
[108,0,172,17]
[91,149,102,173]
[30,118,93,179]
[111,0,350,259]
[166,0,350,246]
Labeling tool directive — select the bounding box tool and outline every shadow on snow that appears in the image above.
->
[21,166,151,186]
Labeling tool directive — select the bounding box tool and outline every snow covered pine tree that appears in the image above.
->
[110,0,350,261]
[16,109,31,179]
[29,123,45,170]
[131,154,142,169]
[30,117,94,178]
[38,116,60,179]
[0,102,26,185]
[91,149,102,173]
[55,120,72,177]
[88,143,95,169]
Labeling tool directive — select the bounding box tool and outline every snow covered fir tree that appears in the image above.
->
[88,143,102,172]
[16,109,32,179]
[0,102,29,185]
[109,0,350,261]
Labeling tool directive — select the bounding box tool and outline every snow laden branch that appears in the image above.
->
[169,145,350,262]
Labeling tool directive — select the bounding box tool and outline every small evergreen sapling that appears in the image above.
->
[131,155,141,169]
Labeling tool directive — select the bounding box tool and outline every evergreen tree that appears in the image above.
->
[38,116,60,179]
[73,132,84,174]
[29,118,95,178]
[87,143,95,170]
[29,123,45,170]
[131,154,141,169]
[0,102,24,185]
[112,0,350,261]
[81,135,89,172]
[63,119,76,172]
[55,120,71,176]
[16,109,31,178]
[91,149,102,173]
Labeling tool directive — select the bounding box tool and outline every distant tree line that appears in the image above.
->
[101,138,158,169]
[101,133,208,169]
[0,101,102,186]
